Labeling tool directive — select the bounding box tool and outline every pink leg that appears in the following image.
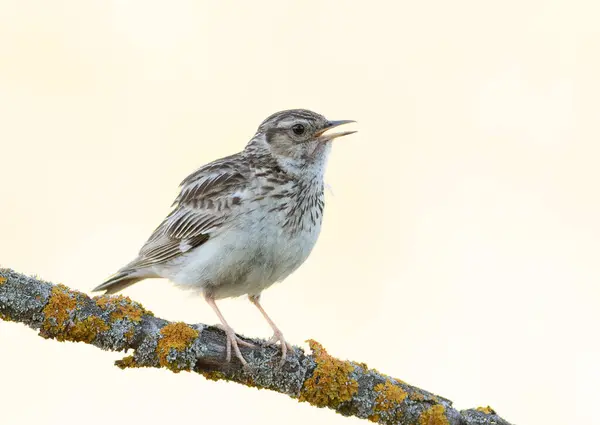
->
[204,294,252,366]
[249,294,293,365]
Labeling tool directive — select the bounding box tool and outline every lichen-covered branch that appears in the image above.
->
[0,268,512,425]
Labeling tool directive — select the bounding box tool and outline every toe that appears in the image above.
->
[279,342,287,366]
[230,338,249,367]
[236,337,257,349]
[218,325,250,366]
[225,337,232,363]
[266,331,293,365]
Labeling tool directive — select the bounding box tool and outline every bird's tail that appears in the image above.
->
[92,268,148,294]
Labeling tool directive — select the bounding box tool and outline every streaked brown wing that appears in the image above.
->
[131,154,249,268]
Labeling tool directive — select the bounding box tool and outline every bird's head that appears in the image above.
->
[248,109,356,176]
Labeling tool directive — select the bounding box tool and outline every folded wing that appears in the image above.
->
[132,154,249,269]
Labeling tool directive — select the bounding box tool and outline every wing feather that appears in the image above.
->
[130,154,249,268]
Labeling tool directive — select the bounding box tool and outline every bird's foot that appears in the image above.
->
[214,324,255,366]
[267,329,293,366]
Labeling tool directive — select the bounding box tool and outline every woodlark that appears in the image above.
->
[93,109,356,366]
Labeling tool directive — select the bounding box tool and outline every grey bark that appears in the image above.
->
[0,268,512,425]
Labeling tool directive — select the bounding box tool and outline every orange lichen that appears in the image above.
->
[95,294,153,322]
[42,284,80,339]
[368,380,408,422]
[476,406,496,415]
[419,404,450,425]
[41,285,110,342]
[68,316,109,343]
[299,340,359,409]
[156,322,199,371]
[0,277,6,285]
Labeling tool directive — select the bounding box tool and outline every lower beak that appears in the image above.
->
[315,120,357,142]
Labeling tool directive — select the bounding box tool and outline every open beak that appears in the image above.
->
[315,120,357,142]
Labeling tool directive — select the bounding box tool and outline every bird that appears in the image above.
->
[92,109,356,366]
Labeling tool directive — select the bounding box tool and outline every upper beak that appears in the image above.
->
[315,120,357,142]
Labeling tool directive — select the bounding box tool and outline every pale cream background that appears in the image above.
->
[1,1,598,424]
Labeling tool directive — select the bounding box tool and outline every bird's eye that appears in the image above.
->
[291,124,305,136]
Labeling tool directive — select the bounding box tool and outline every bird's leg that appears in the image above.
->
[204,295,252,366]
[249,294,293,365]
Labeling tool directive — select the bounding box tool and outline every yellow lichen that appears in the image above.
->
[156,322,199,371]
[42,284,80,339]
[299,340,359,408]
[68,316,109,343]
[419,404,450,425]
[199,370,258,388]
[124,327,135,342]
[115,355,138,369]
[368,414,380,422]
[370,380,408,421]
[0,277,6,285]
[410,392,424,401]
[95,294,153,322]
[476,406,496,415]
[200,370,227,382]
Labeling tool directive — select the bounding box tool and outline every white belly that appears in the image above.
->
[156,205,322,299]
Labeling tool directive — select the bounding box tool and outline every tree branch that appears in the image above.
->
[0,268,511,425]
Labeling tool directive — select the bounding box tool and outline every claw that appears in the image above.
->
[205,295,253,367]
[222,325,248,366]
[215,324,257,350]
[267,330,294,366]
[248,295,293,366]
